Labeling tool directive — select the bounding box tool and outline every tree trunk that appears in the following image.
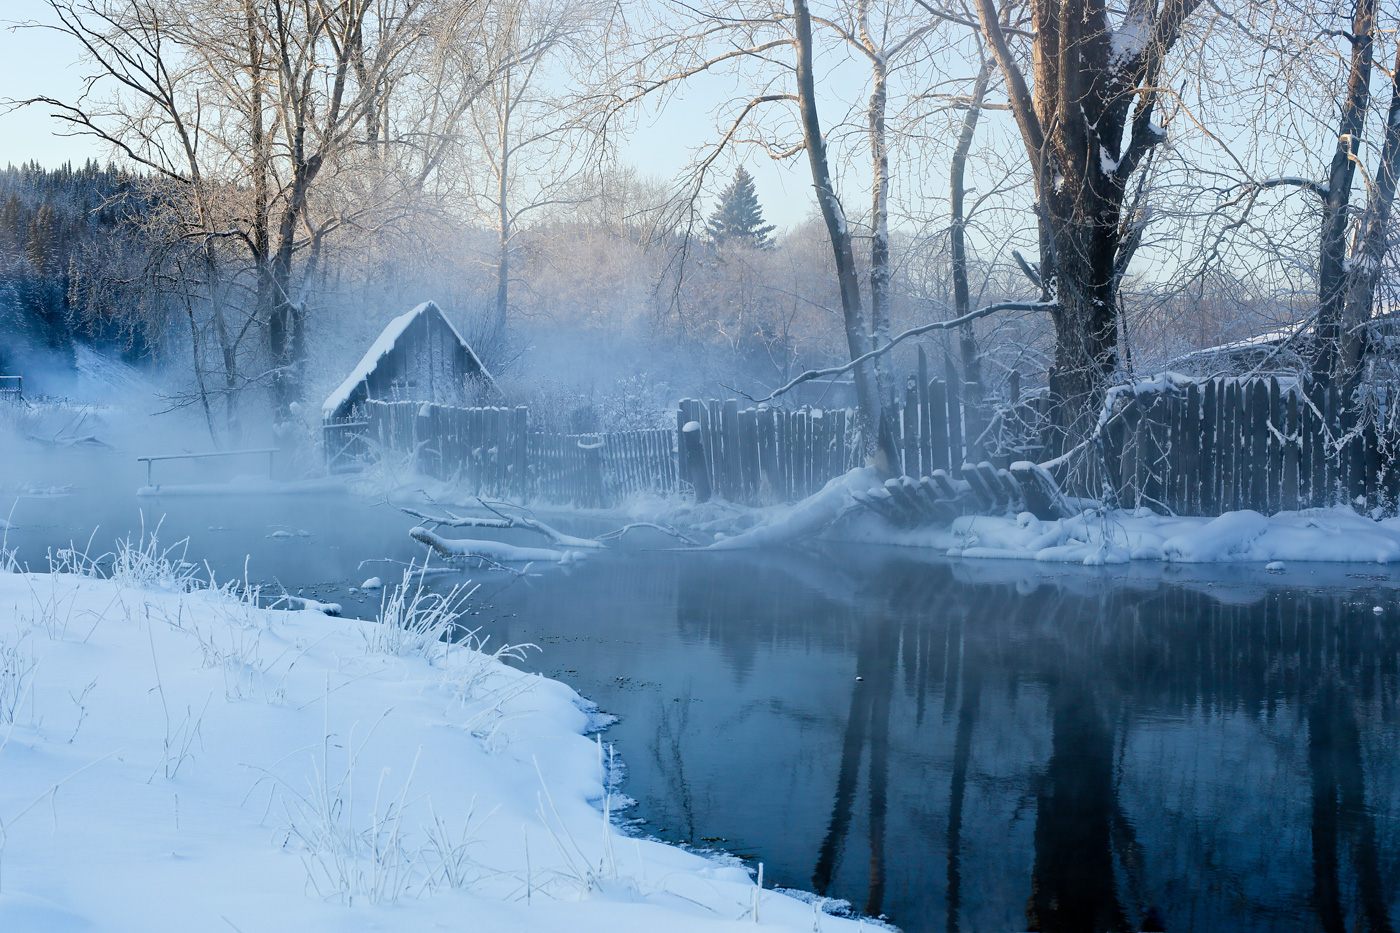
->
[494,80,513,351]
[860,1,894,410]
[793,0,898,473]
[1337,39,1400,389]
[269,156,319,416]
[975,0,1199,453]
[1313,0,1377,387]
[950,58,992,400]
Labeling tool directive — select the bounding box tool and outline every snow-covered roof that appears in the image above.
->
[322,301,497,418]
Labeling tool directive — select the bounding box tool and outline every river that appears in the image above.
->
[4,444,1398,931]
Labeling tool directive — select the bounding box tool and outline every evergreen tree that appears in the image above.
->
[705,167,776,248]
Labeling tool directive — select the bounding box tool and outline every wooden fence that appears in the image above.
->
[339,373,1400,517]
[0,375,20,403]
[345,400,676,505]
[1101,376,1400,516]
[530,429,678,506]
[677,399,861,503]
[362,400,528,497]
[677,375,991,505]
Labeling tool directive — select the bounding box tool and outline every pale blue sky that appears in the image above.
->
[0,0,833,229]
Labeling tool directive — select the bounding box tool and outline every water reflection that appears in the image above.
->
[491,552,1400,933]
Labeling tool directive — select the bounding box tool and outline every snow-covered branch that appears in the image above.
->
[748,299,1056,404]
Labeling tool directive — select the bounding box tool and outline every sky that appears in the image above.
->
[0,0,828,230]
[0,2,103,168]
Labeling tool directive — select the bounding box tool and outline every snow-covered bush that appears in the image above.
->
[361,563,477,661]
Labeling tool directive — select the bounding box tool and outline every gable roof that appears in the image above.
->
[322,301,498,419]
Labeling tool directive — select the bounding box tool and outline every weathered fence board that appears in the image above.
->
[1098,376,1400,518]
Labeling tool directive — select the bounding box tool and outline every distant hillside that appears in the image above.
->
[0,160,153,376]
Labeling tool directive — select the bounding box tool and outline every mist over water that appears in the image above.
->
[4,353,1400,933]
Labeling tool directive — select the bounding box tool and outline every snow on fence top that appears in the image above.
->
[322,301,497,420]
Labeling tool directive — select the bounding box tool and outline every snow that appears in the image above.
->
[835,498,1400,565]
[705,468,879,550]
[361,576,383,590]
[1111,15,1150,66]
[0,566,869,932]
[1099,144,1120,175]
[410,526,582,565]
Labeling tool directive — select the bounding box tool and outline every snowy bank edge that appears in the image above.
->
[0,571,874,933]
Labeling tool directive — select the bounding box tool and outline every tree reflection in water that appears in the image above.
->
[499,551,1400,932]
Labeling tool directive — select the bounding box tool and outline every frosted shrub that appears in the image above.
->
[362,564,477,661]
[0,633,36,724]
[111,524,201,592]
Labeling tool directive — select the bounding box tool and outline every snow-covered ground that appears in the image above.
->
[0,546,865,932]
[699,468,1400,565]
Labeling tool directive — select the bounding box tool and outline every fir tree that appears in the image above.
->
[705,167,776,248]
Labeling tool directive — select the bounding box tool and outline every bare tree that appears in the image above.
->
[974,0,1204,447]
[459,0,603,351]
[21,0,453,428]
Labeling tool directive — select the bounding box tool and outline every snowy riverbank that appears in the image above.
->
[698,467,1400,565]
[0,554,866,931]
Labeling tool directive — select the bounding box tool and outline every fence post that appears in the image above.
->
[740,407,760,499]
[580,437,606,508]
[929,380,950,473]
[1185,382,1202,515]
[513,406,529,499]
[1267,379,1282,514]
[1283,387,1300,511]
[758,406,779,498]
[681,420,711,503]
[945,358,964,477]
[1201,380,1218,515]
[918,347,932,471]
[903,376,919,477]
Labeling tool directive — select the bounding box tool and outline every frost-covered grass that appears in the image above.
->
[0,539,866,931]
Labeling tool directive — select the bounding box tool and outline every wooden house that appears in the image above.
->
[322,301,497,424]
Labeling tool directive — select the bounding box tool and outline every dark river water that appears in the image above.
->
[4,445,1400,932]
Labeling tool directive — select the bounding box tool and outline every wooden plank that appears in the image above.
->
[738,407,758,500]
[1267,378,1282,515]
[796,409,810,498]
[776,409,790,501]
[833,408,848,478]
[1338,394,1355,508]
[903,378,919,477]
[1248,380,1268,512]
[1224,381,1240,511]
[1302,381,1321,507]
[918,348,932,473]
[676,400,692,487]
[702,400,718,501]
[1168,389,1184,512]
[513,406,529,498]
[1203,379,1219,514]
[929,381,950,473]
[946,371,964,478]
[758,406,777,499]
[962,461,996,510]
[1365,418,1381,513]
[1184,382,1202,515]
[1283,388,1300,512]
[964,382,985,462]
[1116,397,1138,507]
[1324,384,1340,506]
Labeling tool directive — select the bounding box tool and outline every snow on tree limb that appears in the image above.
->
[745,299,1056,404]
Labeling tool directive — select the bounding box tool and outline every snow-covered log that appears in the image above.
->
[409,526,575,564]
